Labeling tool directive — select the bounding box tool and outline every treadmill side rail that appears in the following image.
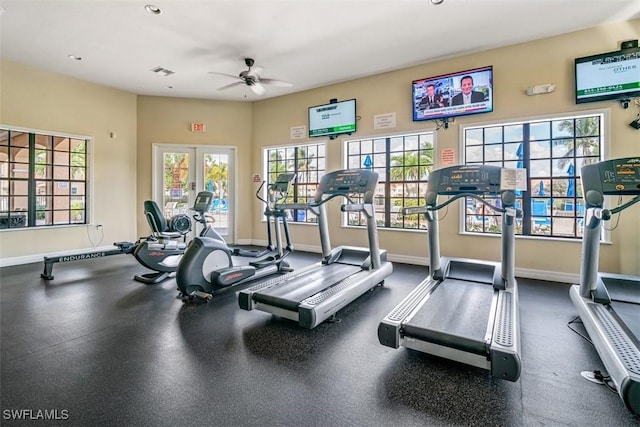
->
[490,286,522,381]
[570,284,640,414]
[378,277,439,348]
[299,262,393,329]
[238,262,321,310]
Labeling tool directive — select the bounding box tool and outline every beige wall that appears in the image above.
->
[1,20,638,277]
[0,60,138,260]
[136,96,254,240]
[252,20,640,277]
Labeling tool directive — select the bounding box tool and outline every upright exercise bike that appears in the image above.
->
[176,173,296,302]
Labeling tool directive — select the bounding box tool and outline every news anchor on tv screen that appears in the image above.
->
[420,83,447,109]
[412,66,493,122]
[450,75,486,105]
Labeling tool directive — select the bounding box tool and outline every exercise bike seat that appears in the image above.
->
[143,200,188,239]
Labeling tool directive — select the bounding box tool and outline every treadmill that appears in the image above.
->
[569,157,640,414]
[378,164,521,381]
[238,168,393,329]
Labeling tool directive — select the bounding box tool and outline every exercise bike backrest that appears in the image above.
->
[143,200,191,240]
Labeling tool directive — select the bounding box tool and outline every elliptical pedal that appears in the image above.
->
[177,290,213,303]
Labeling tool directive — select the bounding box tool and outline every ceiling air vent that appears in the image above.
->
[150,67,175,77]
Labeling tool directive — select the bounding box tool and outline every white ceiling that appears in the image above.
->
[1,0,640,102]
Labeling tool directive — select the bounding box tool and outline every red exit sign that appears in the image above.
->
[191,122,205,132]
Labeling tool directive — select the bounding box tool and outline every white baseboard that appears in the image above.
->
[513,267,578,284]
[234,239,254,246]
[1,240,579,285]
[250,239,576,284]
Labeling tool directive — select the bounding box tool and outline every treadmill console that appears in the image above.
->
[428,165,502,197]
[581,157,640,197]
[315,169,379,201]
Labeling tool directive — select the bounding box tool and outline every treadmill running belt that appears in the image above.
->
[253,263,362,311]
[611,301,640,340]
[403,279,494,355]
[602,277,640,304]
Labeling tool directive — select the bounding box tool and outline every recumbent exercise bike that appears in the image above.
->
[133,192,223,284]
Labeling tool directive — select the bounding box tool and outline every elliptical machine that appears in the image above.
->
[176,173,296,302]
[133,192,220,284]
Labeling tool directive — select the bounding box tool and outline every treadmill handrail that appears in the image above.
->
[401,193,521,217]
[432,193,519,216]
[278,192,356,212]
[605,194,640,216]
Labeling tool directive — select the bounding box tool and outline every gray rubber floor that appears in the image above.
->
[1,251,638,426]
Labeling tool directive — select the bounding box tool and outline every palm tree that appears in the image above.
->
[268,150,288,182]
[206,160,228,199]
[295,147,316,184]
[555,116,600,170]
[389,142,434,183]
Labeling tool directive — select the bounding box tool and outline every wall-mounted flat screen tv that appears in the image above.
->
[575,47,640,104]
[308,99,356,138]
[412,65,493,122]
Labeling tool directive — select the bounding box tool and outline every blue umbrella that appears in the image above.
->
[363,154,373,170]
[516,143,524,169]
[566,164,575,197]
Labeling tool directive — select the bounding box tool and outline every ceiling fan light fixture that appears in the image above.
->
[215,58,291,96]
[250,83,266,96]
[144,5,162,15]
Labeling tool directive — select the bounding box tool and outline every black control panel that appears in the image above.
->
[193,191,214,213]
[582,157,640,196]
[316,169,378,198]
[272,173,296,192]
[427,165,502,196]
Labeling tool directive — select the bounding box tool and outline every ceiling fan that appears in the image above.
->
[213,58,292,96]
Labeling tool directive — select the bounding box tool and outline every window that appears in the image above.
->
[344,132,434,230]
[463,112,604,238]
[0,128,89,229]
[263,142,326,223]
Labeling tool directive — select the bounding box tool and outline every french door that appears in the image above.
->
[153,144,235,243]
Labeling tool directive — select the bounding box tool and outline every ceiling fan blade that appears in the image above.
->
[250,82,266,96]
[246,66,264,78]
[218,81,245,91]
[260,78,293,88]
[208,71,242,80]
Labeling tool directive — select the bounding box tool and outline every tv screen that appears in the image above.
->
[575,47,640,104]
[308,99,356,138]
[412,66,493,122]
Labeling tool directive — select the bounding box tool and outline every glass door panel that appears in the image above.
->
[153,145,234,243]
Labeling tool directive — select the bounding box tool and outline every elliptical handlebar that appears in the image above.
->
[255,180,267,204]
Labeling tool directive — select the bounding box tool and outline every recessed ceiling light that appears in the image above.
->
[145,5,162,15]
[67,55,82,61]
[430,0,444,4]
